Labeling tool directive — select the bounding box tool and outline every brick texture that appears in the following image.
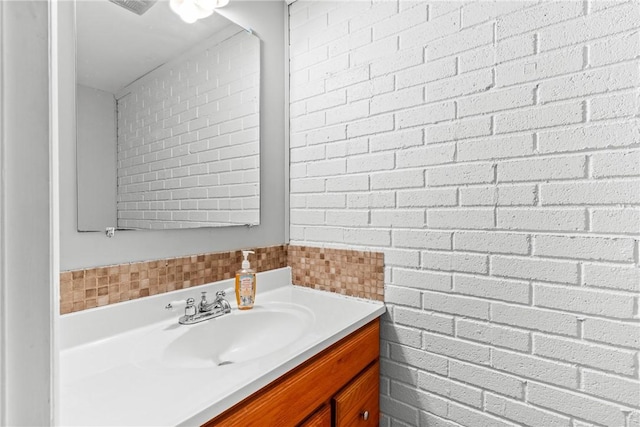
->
[116,29,260,229]
[288,1,640,426]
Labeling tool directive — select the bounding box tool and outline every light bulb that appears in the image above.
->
[169,0,183,14]
[170,0,213,23]
[194,0,229,9]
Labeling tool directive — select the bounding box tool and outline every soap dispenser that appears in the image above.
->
[235,250,256,310]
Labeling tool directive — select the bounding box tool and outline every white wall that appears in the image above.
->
[116,29,260,229]
[1,0,54,424]
[60,1,287,270]
[289,1,640,426]
[77,84,118,231]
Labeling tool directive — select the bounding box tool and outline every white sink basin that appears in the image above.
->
[60,268,386,427]
[132,302,315,369]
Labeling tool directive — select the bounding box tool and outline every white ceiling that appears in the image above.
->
[76,0,234,94]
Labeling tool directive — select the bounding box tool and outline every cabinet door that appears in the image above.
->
[204,320,380,427]
[299,404,331,427]
[333,361,379,427]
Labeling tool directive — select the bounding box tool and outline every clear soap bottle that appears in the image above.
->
[235,250,256,310]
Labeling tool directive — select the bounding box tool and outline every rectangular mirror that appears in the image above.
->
[76,0,260,231]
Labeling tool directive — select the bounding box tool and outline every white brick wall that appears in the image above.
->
[117,29,260,229]
[289,1,640,426]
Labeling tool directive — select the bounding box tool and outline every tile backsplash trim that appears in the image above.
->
[60,245,288,314]
[288,245,384,302]
[60,244,384,314]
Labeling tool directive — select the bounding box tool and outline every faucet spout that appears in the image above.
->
[199,290,232,314]
[174,290,232,325]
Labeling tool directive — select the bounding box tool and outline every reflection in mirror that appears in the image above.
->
[76,0,260,231]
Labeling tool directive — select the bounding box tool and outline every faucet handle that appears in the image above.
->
[185,297,197,316]
[216,290,232,314]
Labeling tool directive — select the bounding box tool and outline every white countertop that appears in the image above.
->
[59,267,385,426]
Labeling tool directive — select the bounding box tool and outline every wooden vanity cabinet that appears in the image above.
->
[333,361,379,426]
[203,318,380,427]
[300,404,331,427]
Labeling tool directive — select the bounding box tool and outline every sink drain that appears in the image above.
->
[217,360,234,366]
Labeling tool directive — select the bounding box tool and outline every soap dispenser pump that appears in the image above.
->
[235,250,256,310]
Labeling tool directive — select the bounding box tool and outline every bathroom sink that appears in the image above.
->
[60,270,387,427]
[133,302,315,369]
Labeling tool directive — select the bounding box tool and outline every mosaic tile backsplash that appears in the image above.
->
[60,245,288,314]
[288,246,384,302]
[60,244,384,314]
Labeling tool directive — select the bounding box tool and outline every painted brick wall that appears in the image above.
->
[288,1,640,426]
[117,29,260,229]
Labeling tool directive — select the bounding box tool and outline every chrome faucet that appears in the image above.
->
[166,290,232,325]
[199,290,232,316]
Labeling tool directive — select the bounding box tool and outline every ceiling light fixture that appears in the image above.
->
[169,0,229,23]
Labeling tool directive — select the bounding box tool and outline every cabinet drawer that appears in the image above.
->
[299,404,331,427]
[333,361,379,427]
